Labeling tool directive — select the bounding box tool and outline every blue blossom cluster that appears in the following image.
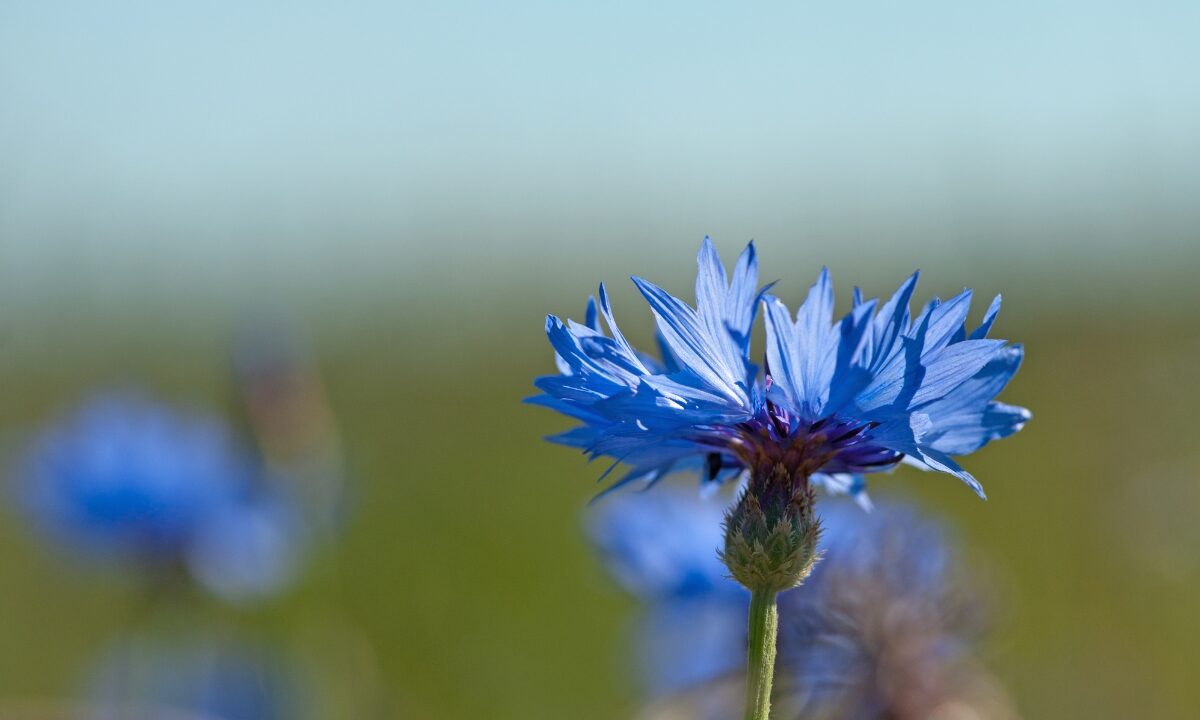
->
[533,238,1029,502]
[589,486,1016,719]
[16,391,301,602]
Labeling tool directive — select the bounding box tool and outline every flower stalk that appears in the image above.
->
[743,587,779,720]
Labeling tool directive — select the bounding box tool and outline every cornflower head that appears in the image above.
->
[15,391,302,602]
[532,238,1028,592]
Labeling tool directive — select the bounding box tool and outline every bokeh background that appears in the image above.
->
[2,1,1198,718]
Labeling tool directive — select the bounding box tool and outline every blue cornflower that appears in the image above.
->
[15,391,301,601]
[532,237,1029,503]
[590,489,1016,719]
[554,239,1028,718]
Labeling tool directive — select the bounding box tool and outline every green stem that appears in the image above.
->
[744,588,779,720]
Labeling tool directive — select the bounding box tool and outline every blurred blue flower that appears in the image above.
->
[16,391,301,601]
[532,238,1029,501]
[587,484,746,695]
[185,489,301,603]
[590,489,1013,718]
[86,633,301,720]
[775,501,992,718]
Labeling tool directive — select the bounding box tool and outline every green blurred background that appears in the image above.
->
[1,1,1198,718]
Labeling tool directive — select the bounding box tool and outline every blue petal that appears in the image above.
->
[594,375,752,435]
[597,282,645,368]
[527,379,612,409]
[919,289,973,357]
[694,237,730,333]
[693,239,752,386]
[908,339,1006,407]
[793,268,839,415]
[924,402,1030,456]
[654,330,684,373]
[763,295,801,409]
[726,241,761,350]
[544,425,603,448]
[585,296,599,332]
[545,315,644,385]
[920,345,1029,454]
[823,299,878,415]
[970,294,1003,340]
[864,272,920,371]
[851,333,925,413]
[632,276,749,406]
[914,448,987,499]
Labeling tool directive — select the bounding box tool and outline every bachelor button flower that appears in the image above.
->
[16,391,301,601]
[591,491,1018,720]
[533,236,1028,501]
[533,238,1029,590]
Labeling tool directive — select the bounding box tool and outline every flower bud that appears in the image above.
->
[721,465,821,593]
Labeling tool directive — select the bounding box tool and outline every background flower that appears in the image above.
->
[774,502,1013,719]
[587,483,747,696]
[590,485,1019,719]
[15,391,302,602]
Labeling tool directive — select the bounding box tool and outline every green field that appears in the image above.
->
[0,285,1195,719]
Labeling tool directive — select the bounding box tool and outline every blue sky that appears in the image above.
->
[2,1,1197,309]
